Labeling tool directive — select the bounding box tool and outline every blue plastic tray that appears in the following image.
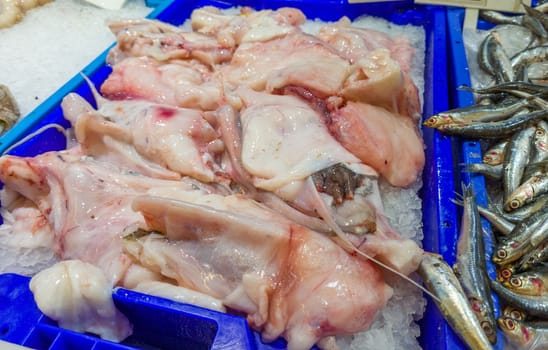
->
[443,5,547,350]
[0,1,454,349]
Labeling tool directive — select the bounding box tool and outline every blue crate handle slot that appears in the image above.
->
[0,273,270,350]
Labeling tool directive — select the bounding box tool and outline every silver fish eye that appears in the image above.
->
[510,310,523,320]
[509,200,521,209]
[501,268,512,279]
[510,277,521,287]
[481,321,494,334]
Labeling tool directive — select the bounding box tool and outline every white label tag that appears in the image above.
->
[463,8,479,30]
[414,0,531,13]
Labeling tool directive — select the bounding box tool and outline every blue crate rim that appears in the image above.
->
[0,2,452,350]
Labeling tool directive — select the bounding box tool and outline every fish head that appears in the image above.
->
[534,122,547,145]
[505,276,523,289]
[469,297,497,344]
[520,276,545,296]
[481,319,498,344]
[422,114,453,128]
[502,306,527,322]
[494,240,524,265]
[493,246,510,264]
[504,196,523,211]
[497,316,535,346]
[483,152,502,166]
[504,187,533,212]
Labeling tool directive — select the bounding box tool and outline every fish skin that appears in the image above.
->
[530,120,548,164]
[453,184,497,344]
[437,108,548,138]
[487,31,515,83]
[479,10,522,26]
[511,46,548,81]
[478,32,504,79]
[501,305,528,321]
[517,241,548,272]
[505,173,548,212]
[463,163,502,180]
[502,126,536,205]
[459,82,548,96]
[498,194,548,223]
[523,1,548,32]
[502,267,548,296]
[452,198,515,236]
[491,279,548,317]
[475,203,515,236]
[529,214,548,248]
[417,252,494,350]
[497,316,548,348]
[422,98,532,129]
[493,207,548,265]
[522,14,548,43]
[483,140,508,166]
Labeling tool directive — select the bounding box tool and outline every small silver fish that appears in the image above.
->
[422,98,532,129]
[512,46,548,81]
[530,120,548,164]
[493,207,548,265]
[499,194,548,223]
[503,267,548,296]
[463,162,502,180]
[479,10,522,25]
[502,126,537,205]
[476,203,515,236]
[523,1,548,33]
[483,140,509,166]
[453,184,497,344]
[523,160,548,181]
[436,108,548,138]
[417,253,493,350]
[491,279,548,317]
[505,173,548,212]
[453,199,515,236]
[459,82,548,96]
[488,31,516,82]
[522,14,548,43]
[498,316,548,348]
[529,214,548,248]
[479,32,497,77]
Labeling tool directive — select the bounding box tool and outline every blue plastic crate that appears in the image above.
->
[0,1,454,349]
[444,4,545,350]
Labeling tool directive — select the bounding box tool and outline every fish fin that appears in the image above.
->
[457,85,475,92]
[450,198,464,207]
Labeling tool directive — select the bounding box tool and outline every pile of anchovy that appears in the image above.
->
[423,2,548,349]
